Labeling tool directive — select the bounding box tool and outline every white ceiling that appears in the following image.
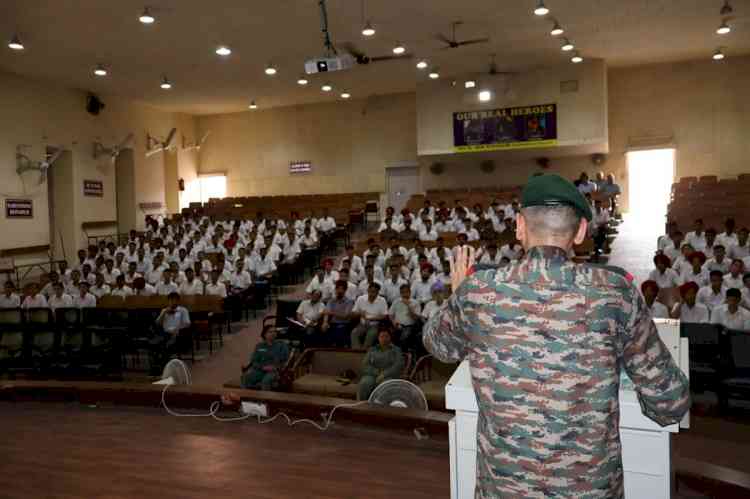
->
[1,0,749,115]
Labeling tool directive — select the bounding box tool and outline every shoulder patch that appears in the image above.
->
[583,263,634,291]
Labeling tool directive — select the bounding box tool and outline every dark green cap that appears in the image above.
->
[521,174,593,221]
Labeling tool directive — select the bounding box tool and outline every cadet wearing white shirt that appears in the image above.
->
[22,285,48,309]
[48,283,73,310]
[673,282,711,323]
[205,271,228,298]
[0,282,21,308]
[711,289,750,331]
[179,269,204,295]
[697,271,727,311]
[350,282,388,349]
[73,283,97,308]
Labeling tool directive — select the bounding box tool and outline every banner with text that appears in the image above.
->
[5,199,33,219]
[453,103,557,153]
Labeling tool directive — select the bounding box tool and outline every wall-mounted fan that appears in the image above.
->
[93,133,134,164]
[182,131,210,152]
[591,153,608,166]
[145,128,177,158]
[436,21,489,50]
[368,379,428,410]
[16,145,64,184]
[429,162,445,175]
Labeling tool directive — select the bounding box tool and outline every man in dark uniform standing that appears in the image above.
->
[423,174,690,499]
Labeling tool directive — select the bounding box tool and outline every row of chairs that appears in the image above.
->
[682,322,750,412]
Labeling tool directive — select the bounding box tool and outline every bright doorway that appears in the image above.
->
[197,174,227,203]
[627,148,675,221]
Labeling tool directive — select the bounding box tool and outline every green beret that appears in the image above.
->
[521,174,593,221]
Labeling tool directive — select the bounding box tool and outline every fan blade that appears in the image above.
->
[370,53,414,62]
[456,38,489,46]
[47,148,64,165]
[435,33,454,45]
[145,147,164,158]
[199,131,210,146]
[118,133,134,149]
[163,128,177,148]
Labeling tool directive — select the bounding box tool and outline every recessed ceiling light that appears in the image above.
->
[265,64,277,76]
[478,90,492,102]
[534,0,550,16]
[561,39,575,51]
[713,48,726,60]
[393,43,406,55]
[428,69,440,79]
[550,21,564,36]
[249,100,257,109]
[139,7,155,24]
[341,92,351,99]
[297,76,309,85]
[160,76,172,89]
[716,21,731,35]
[94,64,108,76]
[571,52,583,64]
[416,60,428,69]
[216,46,232,56]
[362,21,376,37]
[8,34,24,51]
[464,80,476,89]
[321,83,333,92]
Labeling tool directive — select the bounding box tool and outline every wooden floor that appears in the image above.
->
[0,402,449,499]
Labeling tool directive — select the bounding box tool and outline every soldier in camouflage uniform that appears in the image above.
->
[424,174,690,499]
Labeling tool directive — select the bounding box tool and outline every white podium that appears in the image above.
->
[447,320,689,499]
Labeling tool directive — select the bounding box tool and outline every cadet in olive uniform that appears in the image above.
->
[357,328,405,400]
[241,327,289,390]
[424,174,690,499]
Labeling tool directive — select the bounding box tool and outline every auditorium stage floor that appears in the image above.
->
[0,402,449,499]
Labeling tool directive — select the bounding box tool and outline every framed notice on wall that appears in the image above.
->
[453,103,558,153]
[5,199,33,218]
[290,161,312,174]
[83,179,104,197]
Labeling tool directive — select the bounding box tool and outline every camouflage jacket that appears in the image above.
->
[423,246,690,499]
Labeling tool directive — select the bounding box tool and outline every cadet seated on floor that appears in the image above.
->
[241,327,289,391]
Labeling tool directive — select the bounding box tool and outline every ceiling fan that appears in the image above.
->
[340,42,412,66]
[437,21,489,49]
[182,131,210,152]
[16,145,64,185]
[93,133,134,164]
[145,128,177,158]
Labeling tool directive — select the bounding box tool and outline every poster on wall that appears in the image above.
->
[5,199,33,218]
[453,103,557,153]
[290,161,312,174]
[83,179,104,197]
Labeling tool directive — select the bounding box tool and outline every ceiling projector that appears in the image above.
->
[304,54,355,74]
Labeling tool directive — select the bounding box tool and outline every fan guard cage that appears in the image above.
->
[162,359,192,385]
[368,379,428,411]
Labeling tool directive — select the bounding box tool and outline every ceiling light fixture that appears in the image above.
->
[465,80,476,89]
[478,90,492,102]
[561,39,575,51]
[139,7,155,24]
[321,83,333,92]
[534,0,550,16]
[393,43,406,55]
[416,60,428,69]
[8,34,24,51]
[93,64,108,76]
[550,21,564,36]
[249,100,257,109]
[341,92,351,99]
[428,69,440,79]
[713,48,726,60]
[160,76,172,89]
[716,21,731,35]
[297,76,309,85]
[265,64,277,76]
[216,46,232,56]
[571,52,583,64]
[362,22,376,37]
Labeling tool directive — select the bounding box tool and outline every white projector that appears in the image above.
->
[304,54,355,74]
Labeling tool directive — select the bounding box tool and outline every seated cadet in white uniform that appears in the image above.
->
[705,245,731,275]
[418,219,439,242]
[382,262,409,306]
[729,227,750,260]
[711,288,750,331]
[0,281,21,308]
[672,281,710,323]
[717,218,739,250]
[648,254,680,289]
[680,251,709,287]
[350,282,388,349]
[22,283,48,309]
[641,280,670,319]
[336,268,359,301]
[685,218,707,252]
[724,259,745,290]
[421,282,448,322]
[411,263,436,307]
[179,268,204,296]
[697,270,727,312]
[48,282,73,311]
[671,243,694,277]
[73,282,97,309]
[306,267,335,303]
[156,270,179,296]
[90,274,111,299]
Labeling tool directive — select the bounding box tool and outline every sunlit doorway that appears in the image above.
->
[627,148,675,222]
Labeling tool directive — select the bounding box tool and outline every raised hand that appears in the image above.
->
[449,245,476,292]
